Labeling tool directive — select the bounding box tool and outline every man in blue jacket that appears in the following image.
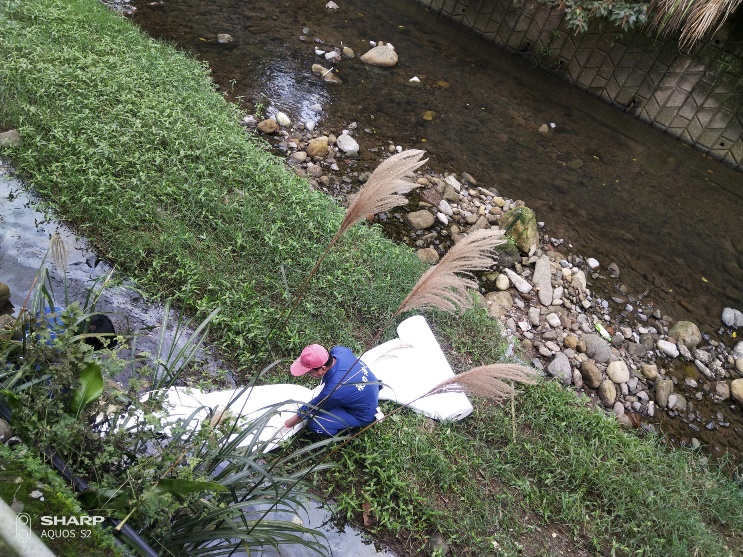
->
[284,344,381,437]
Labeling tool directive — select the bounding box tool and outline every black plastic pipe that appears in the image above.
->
[0,399,161,557]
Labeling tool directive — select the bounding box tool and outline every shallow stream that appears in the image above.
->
[125,0,743,339]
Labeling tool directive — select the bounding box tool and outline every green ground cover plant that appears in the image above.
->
[1,0,743,556]
[329,383,743,555]
[0,442,125,557]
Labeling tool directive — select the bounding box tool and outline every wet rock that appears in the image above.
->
[0,282,10,306]
[668,393,687,412]
[307,137,330,158]
[657,339,679,358]
[360,44,398,67]
[276,112,292,127]
[342,46,355,58]
[580,360,602,389]
[668,320,702,348]
[406,210,435,230]
[217,33,233,44]
[311,64,342,83]
[257,119,278,134]
[722,307,743,328]
[0,130,21,148]
[500,206,538,255]
[731,379,743,406]
[608,262,620,278]
[598,379,617,407]
[582,334,612,363]
[325,1,339,10]
[416,247,439,265]
[715,381,730,400]
[607,360,630,384]
[656,379,674,408]
[547,352,572,386]
[336,131,359,156]
[493,242,521,270]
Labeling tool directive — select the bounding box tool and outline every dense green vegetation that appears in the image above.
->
[1,0,742,556]
[0,442,124,557]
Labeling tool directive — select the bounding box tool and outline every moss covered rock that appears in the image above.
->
[500,206,538,254]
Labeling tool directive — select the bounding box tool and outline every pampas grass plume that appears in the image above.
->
[333,149,428,242]
[429,363,540,404]
[395,228,506,315]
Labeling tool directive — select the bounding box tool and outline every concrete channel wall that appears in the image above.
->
[413,0,743,172]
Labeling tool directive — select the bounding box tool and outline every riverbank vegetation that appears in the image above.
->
[1,0,743,556]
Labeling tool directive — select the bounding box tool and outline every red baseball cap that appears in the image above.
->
[290,344,329,376]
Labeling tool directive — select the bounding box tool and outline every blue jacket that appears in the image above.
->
[298,346,380,422]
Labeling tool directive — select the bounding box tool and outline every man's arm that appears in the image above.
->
[284,413,303,428]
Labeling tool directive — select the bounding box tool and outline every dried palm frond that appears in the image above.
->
[648,0,741,49]
[427,363,540,405]
[332,149,428,242]
[50,232,68,273]
[395,228,505,315]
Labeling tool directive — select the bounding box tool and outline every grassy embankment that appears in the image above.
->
[1,0,742,555]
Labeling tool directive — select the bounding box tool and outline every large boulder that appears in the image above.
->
[306,137,330,158]
[668,321,702,348]
[336,132,359,156]
[360,44,398,67]
[500,206,538,255]
[731,379,743,407]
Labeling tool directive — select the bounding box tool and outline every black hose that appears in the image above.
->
[0,399,161,557]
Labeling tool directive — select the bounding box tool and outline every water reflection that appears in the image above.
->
[257,59,330,126]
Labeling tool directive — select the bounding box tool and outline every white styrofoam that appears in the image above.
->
[361,315,473,421]
[139,316,471,447]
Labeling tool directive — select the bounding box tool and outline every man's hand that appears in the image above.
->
[284,414,303,428]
